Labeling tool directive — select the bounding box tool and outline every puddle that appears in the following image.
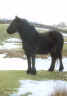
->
[10,80,67,96]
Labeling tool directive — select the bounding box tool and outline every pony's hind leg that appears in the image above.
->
[49,56,56,72]
[31,56,36,75]
[59,53,64,72]
[27,55,32,74]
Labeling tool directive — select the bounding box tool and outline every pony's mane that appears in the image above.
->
[17,17,39,44]
[19,18,37,32]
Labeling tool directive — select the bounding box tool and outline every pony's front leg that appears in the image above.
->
[27,56,31,74]
[31,56,36,75]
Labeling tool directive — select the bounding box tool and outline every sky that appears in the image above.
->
[0,0,67,25]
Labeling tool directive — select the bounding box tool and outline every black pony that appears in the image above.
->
[7,16,64,75]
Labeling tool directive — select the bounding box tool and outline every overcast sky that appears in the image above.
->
[0,0,67,25]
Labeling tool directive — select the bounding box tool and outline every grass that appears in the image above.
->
[51,90,67,96]
[0,71,67,96]
[0,24,8,44]
[63,44,67,56]
[0,24,19,44]
[64,38,67,42]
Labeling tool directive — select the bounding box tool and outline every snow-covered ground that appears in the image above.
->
[10,80,67,96]
[62,33,67,37]
[0,53,67,71]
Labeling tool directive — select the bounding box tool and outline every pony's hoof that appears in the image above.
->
[31,71,36,75]
[59,67,64,72]
[48,68,54,72]
[31,69,36,75]
[27,69,31,74]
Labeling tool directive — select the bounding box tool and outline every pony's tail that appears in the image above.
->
[50,31,64,59]
[56,32,64,57]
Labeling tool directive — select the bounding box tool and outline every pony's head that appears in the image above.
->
[7,16,21,34]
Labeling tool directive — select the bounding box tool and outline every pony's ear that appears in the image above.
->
[15,16,19,19]
[15,16,21,21]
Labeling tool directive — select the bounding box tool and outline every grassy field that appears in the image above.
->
[0,24,19,44]
[64,37,67,42]
[0,24,67,96]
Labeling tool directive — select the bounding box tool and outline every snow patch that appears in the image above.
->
[10,80,67,96]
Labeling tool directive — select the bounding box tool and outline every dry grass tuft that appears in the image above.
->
[0,49,48,58]
[51,89,67,96]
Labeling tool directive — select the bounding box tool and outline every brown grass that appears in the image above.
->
[51,89,67,96]
[0,49,48,58]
